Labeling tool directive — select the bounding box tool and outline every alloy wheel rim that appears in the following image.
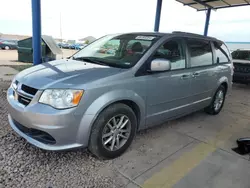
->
[102,114,131,151]
[214,90,224,111]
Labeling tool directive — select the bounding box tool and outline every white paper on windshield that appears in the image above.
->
[135,36,155,40]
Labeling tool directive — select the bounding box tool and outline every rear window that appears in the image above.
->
[187,39,213,67]
[214,42,230,63]
[232,50,250,61]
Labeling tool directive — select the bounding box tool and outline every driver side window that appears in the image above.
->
[154,39,186,70]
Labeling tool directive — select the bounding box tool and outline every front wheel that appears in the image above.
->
[205,85,226,115]
[88,103,137,159]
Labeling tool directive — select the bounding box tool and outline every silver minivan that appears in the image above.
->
[7,32,233,159]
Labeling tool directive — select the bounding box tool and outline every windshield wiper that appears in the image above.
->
[73,57,109,66]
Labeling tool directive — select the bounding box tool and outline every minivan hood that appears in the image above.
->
[15,59,124,89]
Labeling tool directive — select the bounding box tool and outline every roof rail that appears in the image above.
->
[172,31,217,40]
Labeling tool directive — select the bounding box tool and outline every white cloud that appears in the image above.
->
[0,0,31,20]
[0,0,250,41]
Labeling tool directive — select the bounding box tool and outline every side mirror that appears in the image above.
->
[150,58,171,72]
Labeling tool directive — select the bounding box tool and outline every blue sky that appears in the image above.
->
[0,0,250,42]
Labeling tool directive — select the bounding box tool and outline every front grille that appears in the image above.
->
[13,82,38,107]
[21,84,38,95]
[18,95,31,106]
[13,119,56,145]
[234,63,250,73]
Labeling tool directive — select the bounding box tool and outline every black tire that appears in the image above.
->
[88,103,137,159]
[205,85,226,115]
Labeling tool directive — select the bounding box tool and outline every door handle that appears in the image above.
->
[192,72,200,78]
[181,74,190,79]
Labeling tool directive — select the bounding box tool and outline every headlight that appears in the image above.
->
[39,89,83,109]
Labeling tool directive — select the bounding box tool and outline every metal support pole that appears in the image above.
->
[204,8,211,36]
[154,0,162,32]
[31,0,42,65]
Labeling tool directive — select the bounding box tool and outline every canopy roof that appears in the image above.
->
[176,0,250,11]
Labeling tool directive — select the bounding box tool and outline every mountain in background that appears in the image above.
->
[0,33,96,44]
[0,33,30,40]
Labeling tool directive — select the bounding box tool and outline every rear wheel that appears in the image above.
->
[4,46,10,50]
[88,103,137,159]
[205,85,226,115]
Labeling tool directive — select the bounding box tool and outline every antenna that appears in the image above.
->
[59,11,63,58]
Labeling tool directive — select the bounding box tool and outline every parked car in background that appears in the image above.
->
[75,43,87,50]
[57,42,63,48]
[7,32,232,159]
[68,43,76,49]
[67,43,87,50]
[57,43,70,49]
[0,39,18,50]
[232,49,250,84]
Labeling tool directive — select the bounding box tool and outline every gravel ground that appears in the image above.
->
[0,81,126,188]
[2,78,249,188]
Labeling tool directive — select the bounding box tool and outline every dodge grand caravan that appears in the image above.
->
[7,32,233,159]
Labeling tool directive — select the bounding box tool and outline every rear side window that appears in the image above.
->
[187,39,213,67]
[214,42,230,63]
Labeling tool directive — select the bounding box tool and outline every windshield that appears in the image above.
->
[72,34,160,68]
[232,50,250,61]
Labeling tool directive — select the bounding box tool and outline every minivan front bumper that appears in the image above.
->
[7,86,91,151]
[8,115,82,150]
